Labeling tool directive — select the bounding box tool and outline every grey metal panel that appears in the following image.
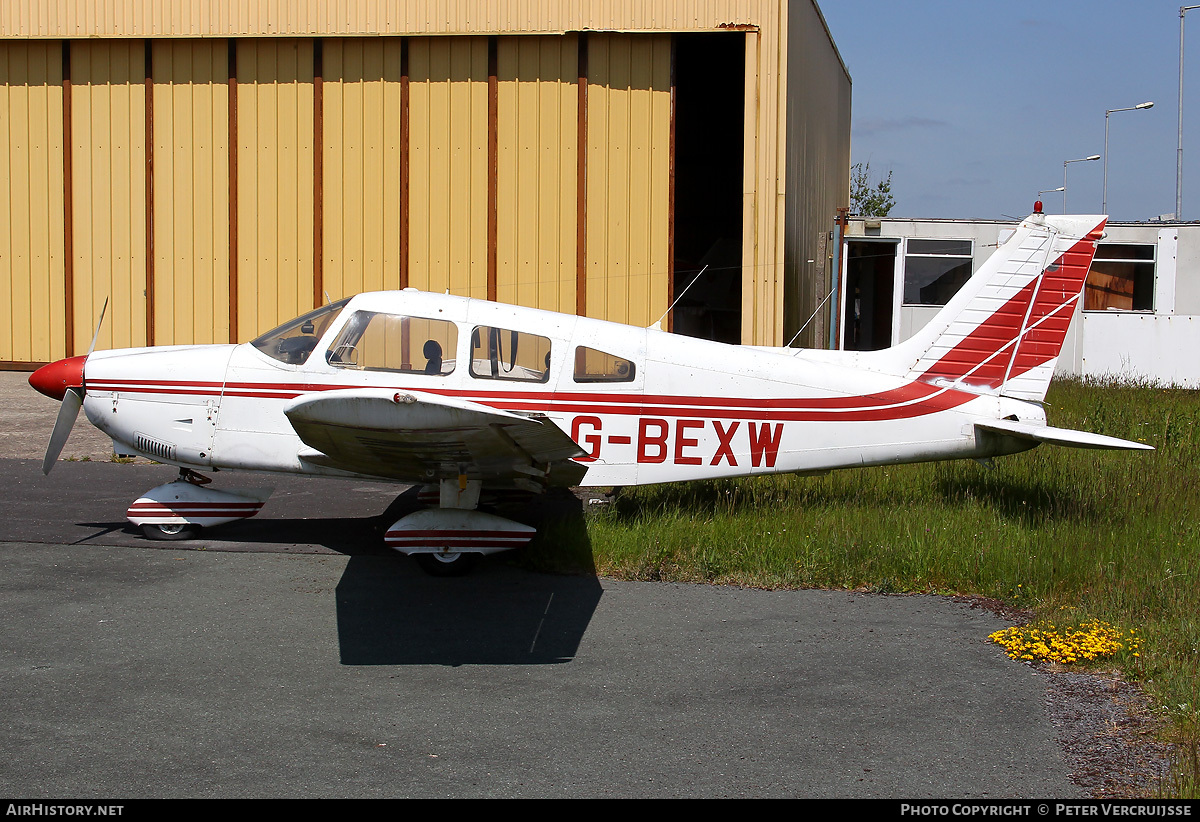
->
[783,0,852,349]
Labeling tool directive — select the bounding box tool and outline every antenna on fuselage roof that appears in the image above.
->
[649,265,708,331]
[323,290,332,305]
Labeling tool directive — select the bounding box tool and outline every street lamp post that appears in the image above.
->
[1179,6,1200,219]
[1038,187,1065,207]
[1063,155,1100,213]
[1104,102,1154,214]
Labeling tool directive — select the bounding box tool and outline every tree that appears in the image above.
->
[850,161,896,217]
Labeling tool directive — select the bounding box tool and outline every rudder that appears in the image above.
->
[896,212,1106,402]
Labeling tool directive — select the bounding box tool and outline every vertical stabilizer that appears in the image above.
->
[892,213,1106,402]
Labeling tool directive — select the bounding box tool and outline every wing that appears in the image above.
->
[973,418,1153,451]
[283,388,588,487]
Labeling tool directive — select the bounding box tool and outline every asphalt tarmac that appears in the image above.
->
[0,372,1080,798]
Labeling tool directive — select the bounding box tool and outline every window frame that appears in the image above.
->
[325,310,460,376]
[901,238,974,307]
[1083,242,1156,313]
[468,325,553,384]
[250,298,351,366]
[572,346,637,383]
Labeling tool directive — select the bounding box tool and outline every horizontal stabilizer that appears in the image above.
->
[973,418,1153,451]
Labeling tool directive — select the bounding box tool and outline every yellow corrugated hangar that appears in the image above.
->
[0,0,850,367]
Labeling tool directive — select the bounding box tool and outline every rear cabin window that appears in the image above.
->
[470,326,552,383]
[326,311,458,375]
[1084,243,1155,311]
[573,347,636,382]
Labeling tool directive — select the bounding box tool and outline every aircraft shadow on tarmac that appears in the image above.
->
[334,557,604,666]
[333,487,604,666]
[75,485,605,667]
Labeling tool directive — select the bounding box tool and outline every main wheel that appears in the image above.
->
[414,551,479,577]
[141,522,200,541]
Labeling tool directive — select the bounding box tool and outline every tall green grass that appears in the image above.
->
[552,378,1200,794]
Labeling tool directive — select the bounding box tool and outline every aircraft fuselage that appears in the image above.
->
[77,289,1040,489]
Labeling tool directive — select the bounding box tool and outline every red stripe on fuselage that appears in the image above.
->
[91,375,980,423]
[91,378,948,410]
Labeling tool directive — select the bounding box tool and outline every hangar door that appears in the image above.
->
[0,32,748,365]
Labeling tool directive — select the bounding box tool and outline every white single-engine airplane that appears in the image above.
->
[30,208,1151,574]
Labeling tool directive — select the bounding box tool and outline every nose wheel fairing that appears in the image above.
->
[126,479,273,530]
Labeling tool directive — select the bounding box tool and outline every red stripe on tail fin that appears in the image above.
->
[908,217,1106,400]
[1004,226,1105,384]
[918,278,1038,389]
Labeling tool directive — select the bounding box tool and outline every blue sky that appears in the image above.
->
[819,1,1199,221]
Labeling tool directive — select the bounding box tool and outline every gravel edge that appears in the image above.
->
[957,595,1177,798]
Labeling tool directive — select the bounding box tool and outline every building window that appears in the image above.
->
[1084,243,1155,311]
[902,239,973,305]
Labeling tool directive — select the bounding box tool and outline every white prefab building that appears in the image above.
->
[840,216,1200,388]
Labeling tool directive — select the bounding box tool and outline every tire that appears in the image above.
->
[141,522,200,541]
[414,551,479,577]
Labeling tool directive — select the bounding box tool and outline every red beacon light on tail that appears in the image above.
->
[1034,200,1043,214]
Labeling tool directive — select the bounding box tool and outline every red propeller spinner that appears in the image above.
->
[29,355,87,402]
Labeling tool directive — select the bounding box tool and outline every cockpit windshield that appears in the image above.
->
[251,299,350,365]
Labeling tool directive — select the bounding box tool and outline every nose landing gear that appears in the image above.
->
[126,469,272,541]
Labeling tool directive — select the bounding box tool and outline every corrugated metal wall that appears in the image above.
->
[322,37,404,299]
[584,33,672,329]
[495,34,578,316]
[741,7,787,348]
[70,39,147,353]
[152,39,230,346]
[0,40,65,364]
[783,0,852,348]
[235,39,315,342]
[2,1,774,39]
[0,1,852,362]
[406,36,490,300]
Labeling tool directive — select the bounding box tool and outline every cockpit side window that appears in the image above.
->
[469,326,552,383]
[573,346,636,382]
[251,299,350,365]
[326,311,458,375]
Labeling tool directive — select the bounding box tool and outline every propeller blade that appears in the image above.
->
[42,387,83,475]
[39,299,104,474]
[87,297,109,356]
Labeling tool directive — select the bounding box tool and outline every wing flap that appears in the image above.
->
[973,418,1153,451]
[284,388,586,483]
